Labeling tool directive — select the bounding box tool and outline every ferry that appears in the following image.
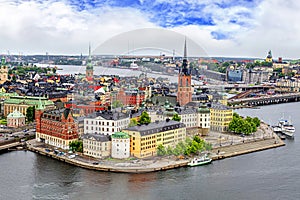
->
[188,155,212,167]
[278,119,295,138]
[130,62,139,70]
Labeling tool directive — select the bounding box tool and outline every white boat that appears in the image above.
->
[278,119,295,138]
[130,62,139,70]
[188,155,212,167]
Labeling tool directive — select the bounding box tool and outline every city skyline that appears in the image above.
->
[0,0,300,59]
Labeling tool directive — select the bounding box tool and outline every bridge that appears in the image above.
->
[228,93,300,107]
[198,83,274,92]
[0,142,23,151]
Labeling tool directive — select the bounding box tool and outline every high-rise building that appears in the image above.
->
[177,38,192,106]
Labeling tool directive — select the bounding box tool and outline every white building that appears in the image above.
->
[7,109,26,128]
[84,111,130,135]
[148,102,210,135]
[111,132,130,159]
[82,133,111,158]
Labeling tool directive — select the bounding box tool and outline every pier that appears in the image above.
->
[228,93,300,107]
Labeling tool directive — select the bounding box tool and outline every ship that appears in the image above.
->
[187,154,212,167]
[278,119,295,138]
[129,62,139,70]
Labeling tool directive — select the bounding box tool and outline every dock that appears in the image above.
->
[211,136,285,160]
[25,133,285,173]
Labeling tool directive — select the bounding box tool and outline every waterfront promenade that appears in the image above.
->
[25,123,285,173]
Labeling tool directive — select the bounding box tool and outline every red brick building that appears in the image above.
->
[177,39,192,106]
[36,106,79,149]
[116,88,145,108]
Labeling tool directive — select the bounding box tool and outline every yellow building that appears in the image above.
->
[4,96,55,117]
[210,103,233,132]
[123,119,186,158]
[265,50,273,63]
[0,57,8,84]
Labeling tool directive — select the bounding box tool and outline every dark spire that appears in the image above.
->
[181,37,190,75]
[184,37,187,59]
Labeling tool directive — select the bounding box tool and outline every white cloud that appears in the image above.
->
[0,0,156,55]
[1,0,300,59]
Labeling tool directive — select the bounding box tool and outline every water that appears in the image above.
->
[56,65,200,84]
[1,102,300,200]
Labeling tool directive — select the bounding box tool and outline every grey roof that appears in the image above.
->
[82,133,110,142]
[176,107,197,115]
[210,103,231,110]
[42,108,72,120]
[86,111,129,120]
[124,120,185,136]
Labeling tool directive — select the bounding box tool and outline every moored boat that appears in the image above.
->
[188,155,212,167]
[278,119,295,138]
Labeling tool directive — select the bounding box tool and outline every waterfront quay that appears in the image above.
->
[25,123,285,173]
[228,92,300,107]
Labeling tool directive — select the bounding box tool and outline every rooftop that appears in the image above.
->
[124,120,185,136]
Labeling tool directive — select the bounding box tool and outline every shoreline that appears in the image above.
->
[26,133,285,173]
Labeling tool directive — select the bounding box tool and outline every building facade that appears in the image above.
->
[84,111,130,135]
[7,110,26,128]
[123,120,186,158]
[82,133,111,158]
[0,57,8,84]
[4,96,55,117]
[210,103,233,132]
[36,106,79,150]
[111,132,130,159]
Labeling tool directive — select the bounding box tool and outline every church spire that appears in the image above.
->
[181,37,189,75]
[184,37,187,59]
[88,42,91,61]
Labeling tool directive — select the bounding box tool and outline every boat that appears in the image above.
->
[278,119,295,138]
[272,125,282,132]
[129,62,139,70]
[188,155,212,167]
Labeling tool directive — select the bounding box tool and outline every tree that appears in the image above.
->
[112,100,123,109]
[69,140,83,153]
[26,106,35,122]
[157,144,166,156]
[252,117,261,127]
[138,111,151,125]
[172,113,181,122]
[128,118,138,127]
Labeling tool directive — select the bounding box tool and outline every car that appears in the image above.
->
[68,155,75,159]
[24,133,29,136]
[92,162,99,165]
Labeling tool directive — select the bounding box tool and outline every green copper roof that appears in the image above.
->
[4,96,54,107]
[112,132,130,139]
[36,97,45,110]
[7,110,25,118]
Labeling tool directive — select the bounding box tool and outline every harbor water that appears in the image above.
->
[1,102,300,200]
[1,65,299,199]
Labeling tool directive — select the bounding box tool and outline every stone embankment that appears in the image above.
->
[25,125,285,173]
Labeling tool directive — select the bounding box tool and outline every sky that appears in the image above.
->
[0,0,300,59]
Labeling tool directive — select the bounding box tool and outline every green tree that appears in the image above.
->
[112,100,123,109]
[172,113,181,122]
[157,144,166,156]
[69,140,83,153]
[138,111,151,125]
[26,106,35,122]
[128,118,138,127]
[252,117,261,127]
